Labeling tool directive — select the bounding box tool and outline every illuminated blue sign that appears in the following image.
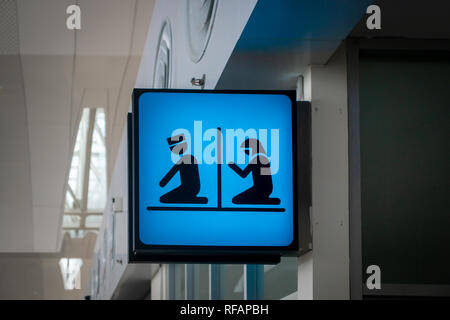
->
[132,90,298,252]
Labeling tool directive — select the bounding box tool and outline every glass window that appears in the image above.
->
[62,215,81,228]
[65,108,90,211]
[219,264,244,300]
[85,215,103,229]
[65,189,75,211]
[87,108,107,211]
[64,229,96,239]
[262,257,298,300]
[59,258,83,290]
[192,264,209,299]
[170,264,185,300]
[63,108,106,238]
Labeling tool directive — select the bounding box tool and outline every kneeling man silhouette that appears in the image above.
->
[159,134,208,204]
[228,138,280,205]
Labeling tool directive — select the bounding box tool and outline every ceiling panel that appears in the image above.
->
[0,0,20,54]
[0,54,34,252]
[17,0,74,55]
[0,0,155,253]
[77,0,136,56]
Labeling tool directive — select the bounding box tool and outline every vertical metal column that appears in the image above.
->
[185,264,195,300]
[245,264,264,300]
[168,264,175,300]
[210,264,222,300]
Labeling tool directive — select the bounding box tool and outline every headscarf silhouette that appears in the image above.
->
[228,138,280,205]
[159,134,208,204]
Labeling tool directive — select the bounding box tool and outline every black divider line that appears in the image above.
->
[217,127,222,208]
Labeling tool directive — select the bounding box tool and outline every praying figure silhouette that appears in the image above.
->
[159,134,208,204]
[228,138,280,205]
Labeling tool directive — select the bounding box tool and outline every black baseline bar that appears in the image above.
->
[146,206,285,212]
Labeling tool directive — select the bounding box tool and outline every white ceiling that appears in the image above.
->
[0,0,19,54]
[0,0,155,253]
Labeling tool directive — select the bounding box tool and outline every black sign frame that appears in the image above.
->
[128,89,309,264]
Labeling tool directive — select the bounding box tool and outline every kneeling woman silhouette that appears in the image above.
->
[228,138,280,205]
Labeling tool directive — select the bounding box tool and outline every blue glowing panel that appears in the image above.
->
[138,91,294,247]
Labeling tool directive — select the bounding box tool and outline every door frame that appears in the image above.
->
[346,38,450,299]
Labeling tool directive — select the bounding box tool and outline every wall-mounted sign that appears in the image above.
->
[129,89,305,263]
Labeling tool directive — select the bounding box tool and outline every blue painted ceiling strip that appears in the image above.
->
[235,0,375,51]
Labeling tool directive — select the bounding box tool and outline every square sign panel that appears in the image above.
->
[130,89,298,263]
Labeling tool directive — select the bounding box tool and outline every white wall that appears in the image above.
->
[90,127,132,299]
[136,0,257,89]
[299,44,350,299]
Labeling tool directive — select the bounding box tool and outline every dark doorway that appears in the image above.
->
[359,50,450,292]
